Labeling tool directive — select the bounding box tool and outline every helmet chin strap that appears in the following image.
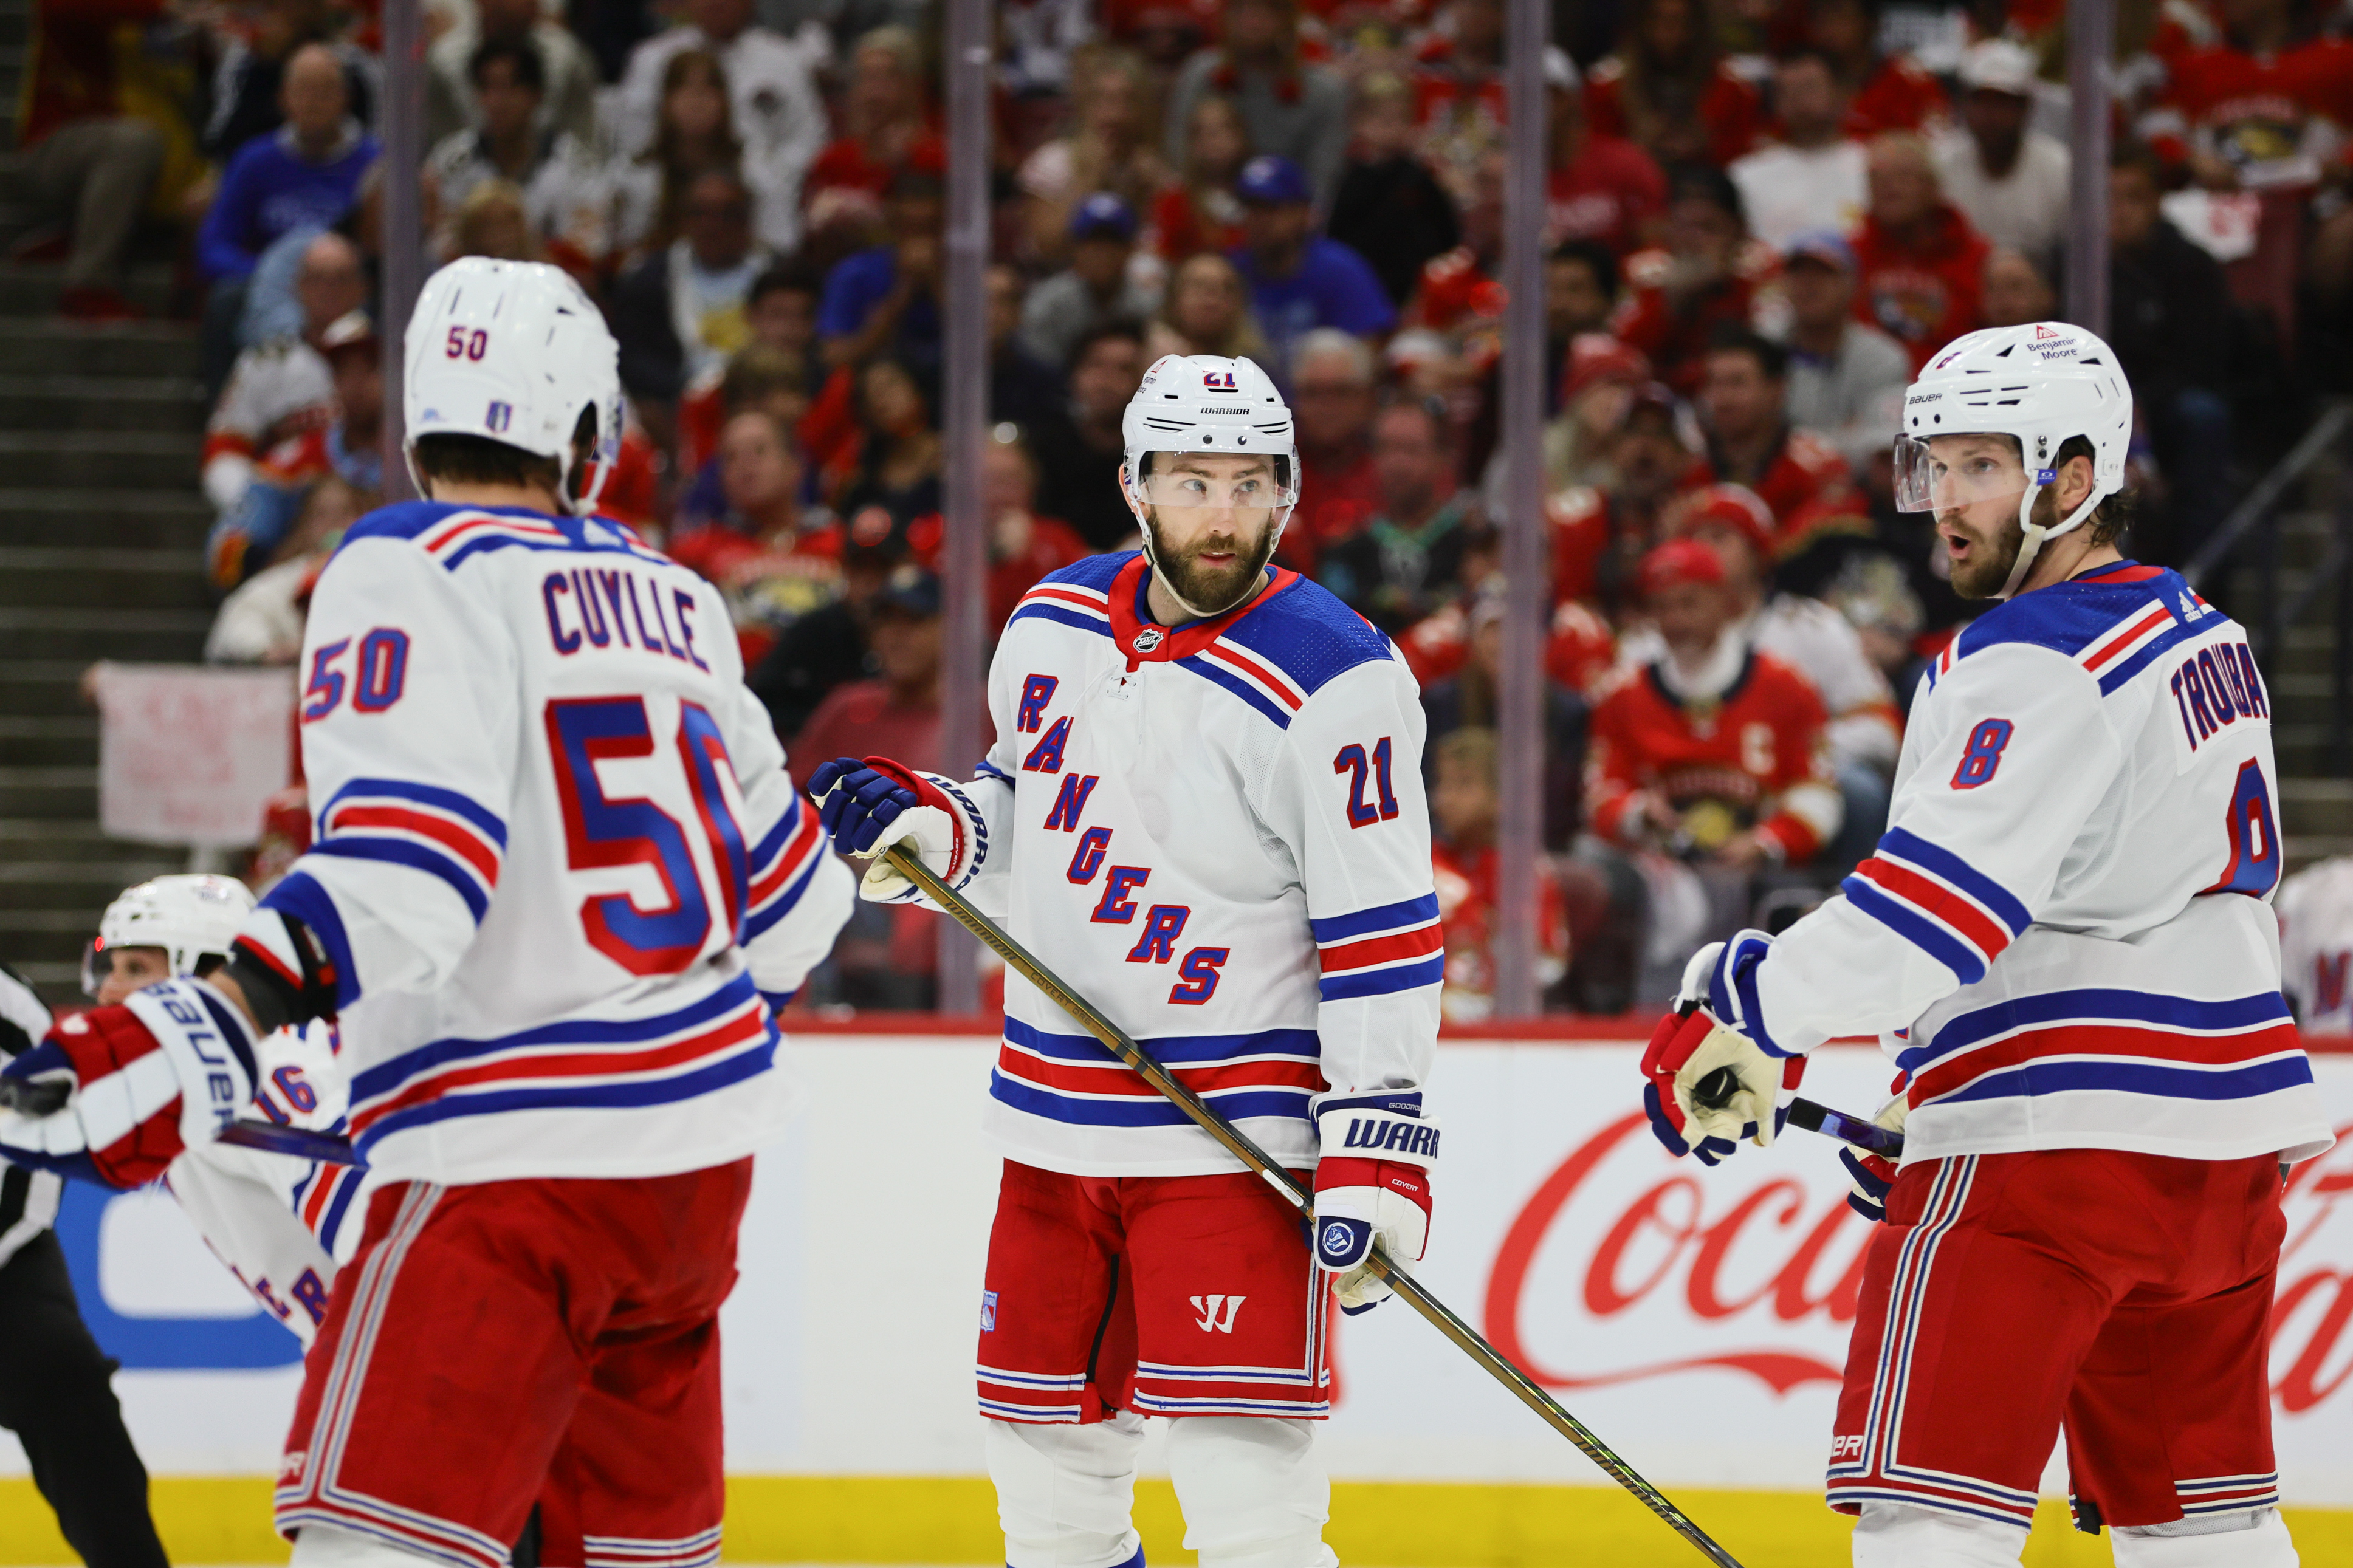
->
[1994,482,2102,600]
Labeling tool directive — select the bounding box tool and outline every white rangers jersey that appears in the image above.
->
[166,1020,366,1349]
[934,553,1443,1176]
[1737,561,2333,1164]
[2278,857,2353,1035]
[236,501,854,1185]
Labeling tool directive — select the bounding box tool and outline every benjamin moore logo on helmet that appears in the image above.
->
[1203,369,1238,391]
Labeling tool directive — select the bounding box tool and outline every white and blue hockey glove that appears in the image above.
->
[1638,933,1805,1163]
[808,756,986,904]
[1310,1090,1438,1313]
[0,979,257,1188]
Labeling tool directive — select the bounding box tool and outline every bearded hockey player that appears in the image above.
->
[0,258,854,1568]
[812,355,1443,1568]
[1638,323,2332,1568]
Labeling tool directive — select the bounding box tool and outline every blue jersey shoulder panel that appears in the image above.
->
[1954,563,2193,663]
[1039,550,1138,593]
[1221,573,1397,699]
[340,499,478,548]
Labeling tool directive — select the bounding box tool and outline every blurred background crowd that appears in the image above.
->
[26,0,2353,1015]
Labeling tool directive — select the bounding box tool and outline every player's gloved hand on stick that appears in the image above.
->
[1640,932,1805,1163]
[1309,1089,1438,1313]
[808,756,987,903]
[1841,1088,1910,1221]
[0,978,256,1188]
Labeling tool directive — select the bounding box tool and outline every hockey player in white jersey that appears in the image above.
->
[84,874,362,1347]
[1637,323,2332,1568]
[812,355,1443,1568]
[0,258,854,1568]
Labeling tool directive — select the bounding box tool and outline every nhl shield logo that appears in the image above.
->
[1132,627,1166,653]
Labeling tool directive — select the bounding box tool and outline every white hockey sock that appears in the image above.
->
[1851,1501,2027,1567]
[1165,1417,1336,1568]
[289,1522,451,1568]
[986,1412,1148,1568]
[2113,1507,2299,1567]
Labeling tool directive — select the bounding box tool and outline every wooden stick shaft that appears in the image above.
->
[882,847,1745,1568]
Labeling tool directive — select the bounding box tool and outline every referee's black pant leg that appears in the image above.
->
[0,1231,170,1568]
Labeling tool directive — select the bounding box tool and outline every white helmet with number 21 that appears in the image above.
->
[404,257,622,515]
[1121,354,1299,617]
[1894,321,2133,598]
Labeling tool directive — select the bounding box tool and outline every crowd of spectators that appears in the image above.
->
[26,0,2353,1014]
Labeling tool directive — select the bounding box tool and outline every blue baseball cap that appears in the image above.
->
[1783,229,1856,272]
[1236,155,1311,207]
[1070,191,1138,242]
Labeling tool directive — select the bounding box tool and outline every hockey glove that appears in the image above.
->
[808,756,987,903]
[0,979,257,1188]
[1309,1090,1438,1313]
[1841,1087,1910,1221]
[1639,933,1805,1161]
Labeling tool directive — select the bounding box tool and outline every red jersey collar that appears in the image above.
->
[1105,555,1300,667]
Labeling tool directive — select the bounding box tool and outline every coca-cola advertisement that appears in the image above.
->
[1320,1040,2353,1503]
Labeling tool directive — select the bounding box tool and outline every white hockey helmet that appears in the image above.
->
[1894,321,2133,598]
[404,256,622,515]
[83,874,256,996]
[1121,354,1299,616]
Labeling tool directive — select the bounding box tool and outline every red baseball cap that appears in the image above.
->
[1639,538,1727,598]
[1561,334,1651,403]
[1673,482,1776,562]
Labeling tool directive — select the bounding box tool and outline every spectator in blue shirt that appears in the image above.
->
[1226,155,1395,385]
[817,171,945,378]
[198,45,379,284]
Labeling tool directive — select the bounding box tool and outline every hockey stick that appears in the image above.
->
[882,846,1747,1568]
[221,1119,363,1166]
[1690,1068,1904,1159]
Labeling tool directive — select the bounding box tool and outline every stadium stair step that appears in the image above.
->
[0,261,210,1005]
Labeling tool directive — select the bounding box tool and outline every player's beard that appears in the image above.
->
[1942,490,2053,600]
[1147,512,1280,617]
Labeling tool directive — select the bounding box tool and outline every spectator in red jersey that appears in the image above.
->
[1018,46,1175,267]
[1802,0,1948,138]
[1328,72,1463,310]
[1613,164,1776,396]
[1316,396,1477,634]
[1550,381,1697,614]
[1686,329,1861,556]
[1585,539,1841,887]
[1580,0,1763,169]
[1283,328,1383,566]
[1152,93,1252,261]
[792,566,950,1010]
[1547,55,1669,258]
[1730,49,1867,251]
[1849,131,1989,370]
[206,231,366,514]
[1164,0,1351,204]
[671,406,844,667]
[802,26,944,237]
[1426,728,1572,1020]
[18,0,168,321]
[982,431,1092,631]
[672,343,816,541]
[1410,0,1541,207]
